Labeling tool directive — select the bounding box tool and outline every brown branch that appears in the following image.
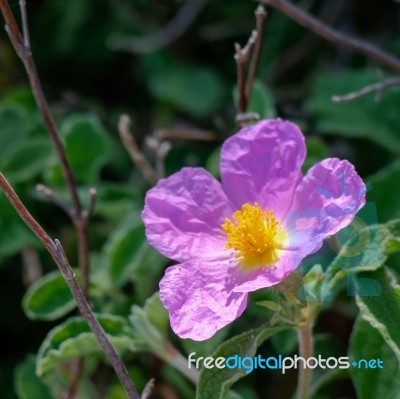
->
[0,173,141,399]
[246,5,267,101]
[261,0,400,75]
[331,76,400,103]
[234,30,257,113]
[118,115,159,185]
[0,2,98,394]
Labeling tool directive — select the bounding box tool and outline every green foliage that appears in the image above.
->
[47,114,109,185]
[323,220,400,295]
[306,70,400,153]
[1,138,52,184]
[0,195,39,261]
[349,319,400,399]
[22,270,77,321]
[37,314,136,376]
[14,356,53,399]
[354,268,400,363]
[196,325,285,399]
[368,160,400,221]
[144,54,226,117]
[105,214,166,296]
[129,293,169,356]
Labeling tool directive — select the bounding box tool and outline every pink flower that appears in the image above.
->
[142,119,365,341]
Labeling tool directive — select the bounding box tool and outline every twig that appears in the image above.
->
[108,0,208,54]
[246,6,267,101]
[36,184,72,217]
[234,31,258,113]
[0,1,97,394]
[145,137,171,179]
[155,128,219,141]
[261,0,400,75]
[0,0,82,214]
[141,378,155,399]
[331,76,400,103]
[0,173,141,399]
[118,115,159,185]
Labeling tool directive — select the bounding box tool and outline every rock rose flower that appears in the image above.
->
[142,119,365,341]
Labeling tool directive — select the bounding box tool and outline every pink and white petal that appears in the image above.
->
[160,260,248,341]
[220,119,306,219]
[231,243,322,293]
[142,167,233,263]
[285,158,366,253]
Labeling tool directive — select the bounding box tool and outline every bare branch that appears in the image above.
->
[0,173,141,399]
[246,6,267,101]
[141,379,155,399]
[118,115,159,185]
[36,184,72,218]
[261,0,400,74]
[331,77,400,103]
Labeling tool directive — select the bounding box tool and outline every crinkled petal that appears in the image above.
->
[160,260,248,340]
[285,158,366,255]
[230,249,307,292]
[142,167,233,263]
[220,119,306,219]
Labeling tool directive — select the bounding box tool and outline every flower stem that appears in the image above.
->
[296,323,314,399]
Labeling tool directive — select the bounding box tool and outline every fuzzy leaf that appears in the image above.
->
[37,314,136,376]
[196,325,284,399]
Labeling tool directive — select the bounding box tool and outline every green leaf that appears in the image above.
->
[196,324,285,399]
[206,146,221,179]
[323,219,400,297]
[37,314,136,376]
[367,160,400,222]
[22,270,77,321]
[0,195,40,261]
[105,215,166,290]
[349,318,400,399]
[0,105,28,159]
[14,356,53,399]
[354,267,400,363]
[1,138,52,183]
[302,137,329,173]
[129,293,169,356]
[145,55,225,116]
[47,114,109,185]
[305,70,400,153]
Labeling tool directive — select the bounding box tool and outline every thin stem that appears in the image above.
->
[234,43,248,113]
[332,76,400,103]
[262,0,400,74]
[118,114,159,185]
[0,0,23,45]
[19,0,30,48]
[296,323,314,399]
[0,173,140,399]
[245,5,267,101]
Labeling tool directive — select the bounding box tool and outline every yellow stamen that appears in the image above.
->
[221,203,287,269]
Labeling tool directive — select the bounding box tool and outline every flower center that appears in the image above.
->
[221,203,288,269]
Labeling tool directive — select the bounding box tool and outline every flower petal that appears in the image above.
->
[230,250,306,293]
[142,167,233,263]
[220,119,306,219]
[286,158,366,254]
[160,260,248,340]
